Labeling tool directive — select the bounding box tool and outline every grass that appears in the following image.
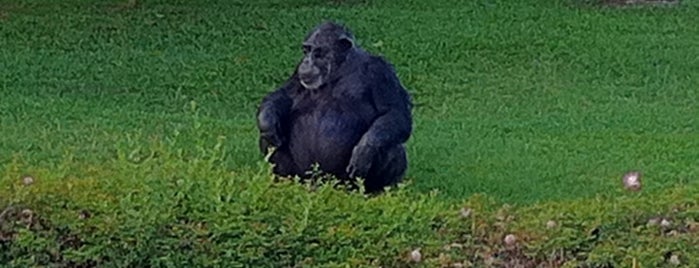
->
[2,0,698,204]
[1,0,699,265]
[0,2,699,202]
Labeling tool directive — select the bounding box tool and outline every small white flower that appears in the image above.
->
[546,220,557,229]
[622,171,642,191]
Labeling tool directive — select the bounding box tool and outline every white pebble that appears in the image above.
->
[660,219,672,228]
[546,220,557,229]
[460,207,472,218]
[504,234,517,245]
[21,209,33,217]
[20,209,33,224]
[410,248,422,262]
[22,176,34,186]
[669,254,680,265]
[450,243,464,249]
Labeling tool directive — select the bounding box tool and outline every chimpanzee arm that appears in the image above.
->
[361,59,413,147]
[347,58,413,178]
[257,78,295,154]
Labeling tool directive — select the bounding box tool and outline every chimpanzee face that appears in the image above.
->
[296,22,354,90]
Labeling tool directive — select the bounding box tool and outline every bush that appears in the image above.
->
[1,138,697,267]
[0,139,451,267]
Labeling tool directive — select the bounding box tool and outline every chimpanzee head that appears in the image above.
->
[296,21,356,90]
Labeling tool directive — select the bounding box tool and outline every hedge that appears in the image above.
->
[1,140,697,267]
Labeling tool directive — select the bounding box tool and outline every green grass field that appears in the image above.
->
[2,0,697,204]
[1,0,698,266]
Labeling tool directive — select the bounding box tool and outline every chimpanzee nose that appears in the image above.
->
[299,66,310,75]
[299,58,312,73]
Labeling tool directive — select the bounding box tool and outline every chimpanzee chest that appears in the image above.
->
[287,90,375,171]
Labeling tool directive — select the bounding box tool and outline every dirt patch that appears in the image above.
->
[0,204,96,266]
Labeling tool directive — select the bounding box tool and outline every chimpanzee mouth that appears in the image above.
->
[300,76,323,89]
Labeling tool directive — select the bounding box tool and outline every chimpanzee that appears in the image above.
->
[256,21,413,193]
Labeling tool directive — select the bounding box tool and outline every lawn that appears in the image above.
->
[1,0,698,266]
[2,0,698,204]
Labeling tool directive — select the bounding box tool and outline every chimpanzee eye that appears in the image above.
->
[302,45,312,54]
[314,48,326,58]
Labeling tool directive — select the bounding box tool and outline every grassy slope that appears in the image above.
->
[1,0,698,206]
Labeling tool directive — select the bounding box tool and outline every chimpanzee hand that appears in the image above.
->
[259,129,284,154]
[257,110,285,154]
[346,145,377,179]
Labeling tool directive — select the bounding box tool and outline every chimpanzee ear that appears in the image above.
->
[337,35,354,52]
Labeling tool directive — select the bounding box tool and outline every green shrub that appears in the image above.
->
[1,138,697,267]
[0,139,451,267]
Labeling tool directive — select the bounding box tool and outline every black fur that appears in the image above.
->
[256,22,413,193]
